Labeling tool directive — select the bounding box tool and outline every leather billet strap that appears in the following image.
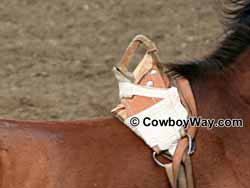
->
[166,77,197,188]
[175,78,197,117]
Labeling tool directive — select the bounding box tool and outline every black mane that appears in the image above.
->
[165,0,250,80]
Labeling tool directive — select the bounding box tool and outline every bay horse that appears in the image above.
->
[0,1,250,188]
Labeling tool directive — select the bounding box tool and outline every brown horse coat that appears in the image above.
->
[1,1,250,187]
[0,115,249,188]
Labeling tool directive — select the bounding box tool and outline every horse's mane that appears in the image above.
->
[165,0,250,80]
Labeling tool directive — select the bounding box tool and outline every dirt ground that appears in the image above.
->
[0,0,222,120]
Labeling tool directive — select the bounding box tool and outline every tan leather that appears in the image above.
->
[178,165,188,188]
[121,67,169,118]
[165,163,174,187]
[176,78,197,117]
[166,77,197,188]
[112,35,198,188]
[112,35,170,120]
[118,35,158,73]
[152,145,161,154]
[111,104,127,120]
[184,155,194,188]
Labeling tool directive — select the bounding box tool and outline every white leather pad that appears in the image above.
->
[124,87,188,155]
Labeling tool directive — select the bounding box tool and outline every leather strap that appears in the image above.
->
[184,155,194,188]
[114,35,198,188]
[118,35,158,73]
[164,77,197,188]
[175,78,197,117]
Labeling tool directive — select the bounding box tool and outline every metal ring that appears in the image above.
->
[186,134,195,155]
[152,152,167,168]
[153,136,195,168]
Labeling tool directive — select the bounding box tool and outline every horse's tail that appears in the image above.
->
[223,0,250,28]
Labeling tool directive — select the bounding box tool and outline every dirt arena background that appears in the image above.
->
[0,0,222,120]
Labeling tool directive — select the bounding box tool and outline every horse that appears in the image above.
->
[0,1,250,188]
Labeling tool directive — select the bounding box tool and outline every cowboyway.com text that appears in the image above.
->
[129,116,243,129]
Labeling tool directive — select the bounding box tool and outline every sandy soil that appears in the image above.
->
[0,0,222,120]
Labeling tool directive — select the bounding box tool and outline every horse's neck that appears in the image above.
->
[192,49,250,122]
[192,74,250,121]
[190,49,250,160]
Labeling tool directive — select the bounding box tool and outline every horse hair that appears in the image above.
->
[164,0,250,81]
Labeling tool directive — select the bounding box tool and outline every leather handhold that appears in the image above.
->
[133,53,154,83]
[112,34,170,118]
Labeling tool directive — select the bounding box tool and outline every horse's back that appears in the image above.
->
[0,118,168,188]
[0,118,249,188]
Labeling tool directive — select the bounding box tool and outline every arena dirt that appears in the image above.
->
[0,0,222,120]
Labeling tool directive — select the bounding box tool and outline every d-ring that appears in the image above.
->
[186,133,195,155]
[152,152,167,168]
